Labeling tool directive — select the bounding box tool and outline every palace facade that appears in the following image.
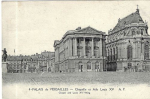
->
[6,51,55,73]
[4,7,150,73]
[54,26,107,72]
[106,8,150,72]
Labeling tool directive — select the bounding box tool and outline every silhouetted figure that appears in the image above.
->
[2,48,7,62]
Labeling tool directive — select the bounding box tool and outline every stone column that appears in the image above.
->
[74,37,77,57]
[149,46,150,59]
[136,42,138,58]
[141,41,144,60]
[69,38,72,57]
[47,60,49,72]
[91,37,94,58]
[83,37,86,58]
[133,42,136,59]
[99,38,102,58]
[137,41,141,59]
[118,44,120,59]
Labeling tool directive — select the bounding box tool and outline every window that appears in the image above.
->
[132,30,135,35]
[87,61,91,70]
[24,65,26,69]
[144,45,149,59]
[108,49,109,61]
[141,29,144,35]
[111,49,113,61]
[77,50,81,57]
[17,65,19,69]
[127,45,132,59]
[95,61,99,69]
[78,61,82,69]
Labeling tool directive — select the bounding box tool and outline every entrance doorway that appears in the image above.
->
[95,61,100,72]
[78,65,83,72]
[78,61,83,72]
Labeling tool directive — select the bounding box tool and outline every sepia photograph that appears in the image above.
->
[2,1,150,99]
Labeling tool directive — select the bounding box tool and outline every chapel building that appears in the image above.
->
[106,8,150,72]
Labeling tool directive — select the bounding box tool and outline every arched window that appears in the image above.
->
[144,44,149,59]
[127,45,132,59]
[87,61,91,70]
[132,30,135,35]
[78,61,82,69]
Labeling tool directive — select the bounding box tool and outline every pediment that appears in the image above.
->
[77,26,104,34]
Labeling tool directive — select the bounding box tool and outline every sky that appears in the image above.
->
[2,1,150,55]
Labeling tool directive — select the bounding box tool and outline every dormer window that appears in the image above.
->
[124,21,126,25]
[139,18,142,21]
[124,32,126,36]
[132,30,135,35]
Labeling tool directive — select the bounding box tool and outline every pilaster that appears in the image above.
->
[74,37,77,57]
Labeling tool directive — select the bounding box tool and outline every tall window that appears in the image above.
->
[87,61,91,70]
[77,50,81,57]
[127,45,132,59]
[78,61,82,69]
[17,65,19,69]
[144,44,149,59]
[108,49,109,61]
[141,29,144,35]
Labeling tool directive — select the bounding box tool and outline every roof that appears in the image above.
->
[65,26,105,35]
[76,26,105,35]
[54,26,106,47]
[112,9,144,31]
[7,50,55,61]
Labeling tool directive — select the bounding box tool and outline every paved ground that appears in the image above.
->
[2,72,150,85]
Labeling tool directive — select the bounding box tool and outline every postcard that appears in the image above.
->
[2,1,150,99]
